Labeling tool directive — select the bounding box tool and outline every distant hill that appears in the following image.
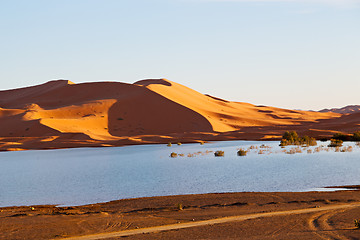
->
[319,105,360,114]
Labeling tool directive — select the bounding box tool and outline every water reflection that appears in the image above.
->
[0,141,359,207]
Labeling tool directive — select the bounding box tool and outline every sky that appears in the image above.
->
[0,0,359,110]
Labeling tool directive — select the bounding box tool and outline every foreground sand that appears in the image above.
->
[1,78,359,151]
[1,190,360,239]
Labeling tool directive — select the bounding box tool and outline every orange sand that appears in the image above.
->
[0,79,357,151]
[1,191,360,239]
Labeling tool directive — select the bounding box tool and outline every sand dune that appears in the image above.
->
[0,79,358,151]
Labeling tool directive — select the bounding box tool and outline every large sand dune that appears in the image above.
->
[0,79,358,151]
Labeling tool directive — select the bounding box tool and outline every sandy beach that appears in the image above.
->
[1,189,360,239]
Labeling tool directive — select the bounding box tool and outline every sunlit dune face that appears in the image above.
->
[0,79,356,151]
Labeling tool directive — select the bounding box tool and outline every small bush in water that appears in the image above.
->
[237,149,247,156]
[328,139,343,147]
[214,151,224,157]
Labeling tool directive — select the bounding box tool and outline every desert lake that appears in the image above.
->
[0,141,359,207]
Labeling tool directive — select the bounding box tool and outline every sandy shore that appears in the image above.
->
[1,190,360,239]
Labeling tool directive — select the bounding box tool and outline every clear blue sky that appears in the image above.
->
[1,0,359,110]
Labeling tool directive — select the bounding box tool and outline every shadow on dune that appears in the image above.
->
[134,79,172,87]
[107,85,214,136]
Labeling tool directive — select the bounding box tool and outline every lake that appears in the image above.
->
[0,141,359,207]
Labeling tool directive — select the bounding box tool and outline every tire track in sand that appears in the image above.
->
[308,208,352,240]
[56,203,360,240]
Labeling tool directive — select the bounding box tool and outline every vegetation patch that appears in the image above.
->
[332,131,360,141]
[328,139,343,147]
[237,149,247,156]
[214,150,224,157]
[279,131,317,147]
[354,219,360,229]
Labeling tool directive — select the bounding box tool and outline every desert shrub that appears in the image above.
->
[177,142,182,145]
[301,136,317,146]
[283,131,298,142]
[332,132,360,142]
[333,133,352,141]
[214,150,224,157]
[279,139,290,147]
[354,219,360,228]
[328,139,343,147]
[167,143,172,147]
[237,149,247,156]
[170,152,178,158]
[279,131,317,146]
[352,131,360,141]
[177,203,183,211]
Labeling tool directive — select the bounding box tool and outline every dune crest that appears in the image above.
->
[136,79,341,132]
[0,79,358,151]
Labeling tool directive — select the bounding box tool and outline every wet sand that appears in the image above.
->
[2,190,360,239]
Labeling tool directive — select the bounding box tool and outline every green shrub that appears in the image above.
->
[333,133,352,141]
[177,203,183,211]
[214,150,224,157]
[279,131,317,146]
[328,139,343,147]
[331,132,360,141]
[354,219,360,229]
[353,131,360,141]
[237,149,247,156]
[283,131,298,142]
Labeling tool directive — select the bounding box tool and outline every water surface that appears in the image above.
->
[0,141,359,207]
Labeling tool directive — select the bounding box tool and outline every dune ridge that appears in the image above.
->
[0,79,358,151]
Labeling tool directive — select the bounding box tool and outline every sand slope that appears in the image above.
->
[0,79,358,151]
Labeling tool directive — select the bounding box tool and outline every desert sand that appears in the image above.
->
[0,78,358,151]
[1,80,360,239]
[1,190,360,239]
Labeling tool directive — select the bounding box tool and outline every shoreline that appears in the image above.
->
[0,134,281,152]
[2,185,360,209]
[2,186,359,209]
[2,189,360,239]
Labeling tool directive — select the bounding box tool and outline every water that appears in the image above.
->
[0,141,359,207]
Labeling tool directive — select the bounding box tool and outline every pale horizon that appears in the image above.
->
[1,0,359,111]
